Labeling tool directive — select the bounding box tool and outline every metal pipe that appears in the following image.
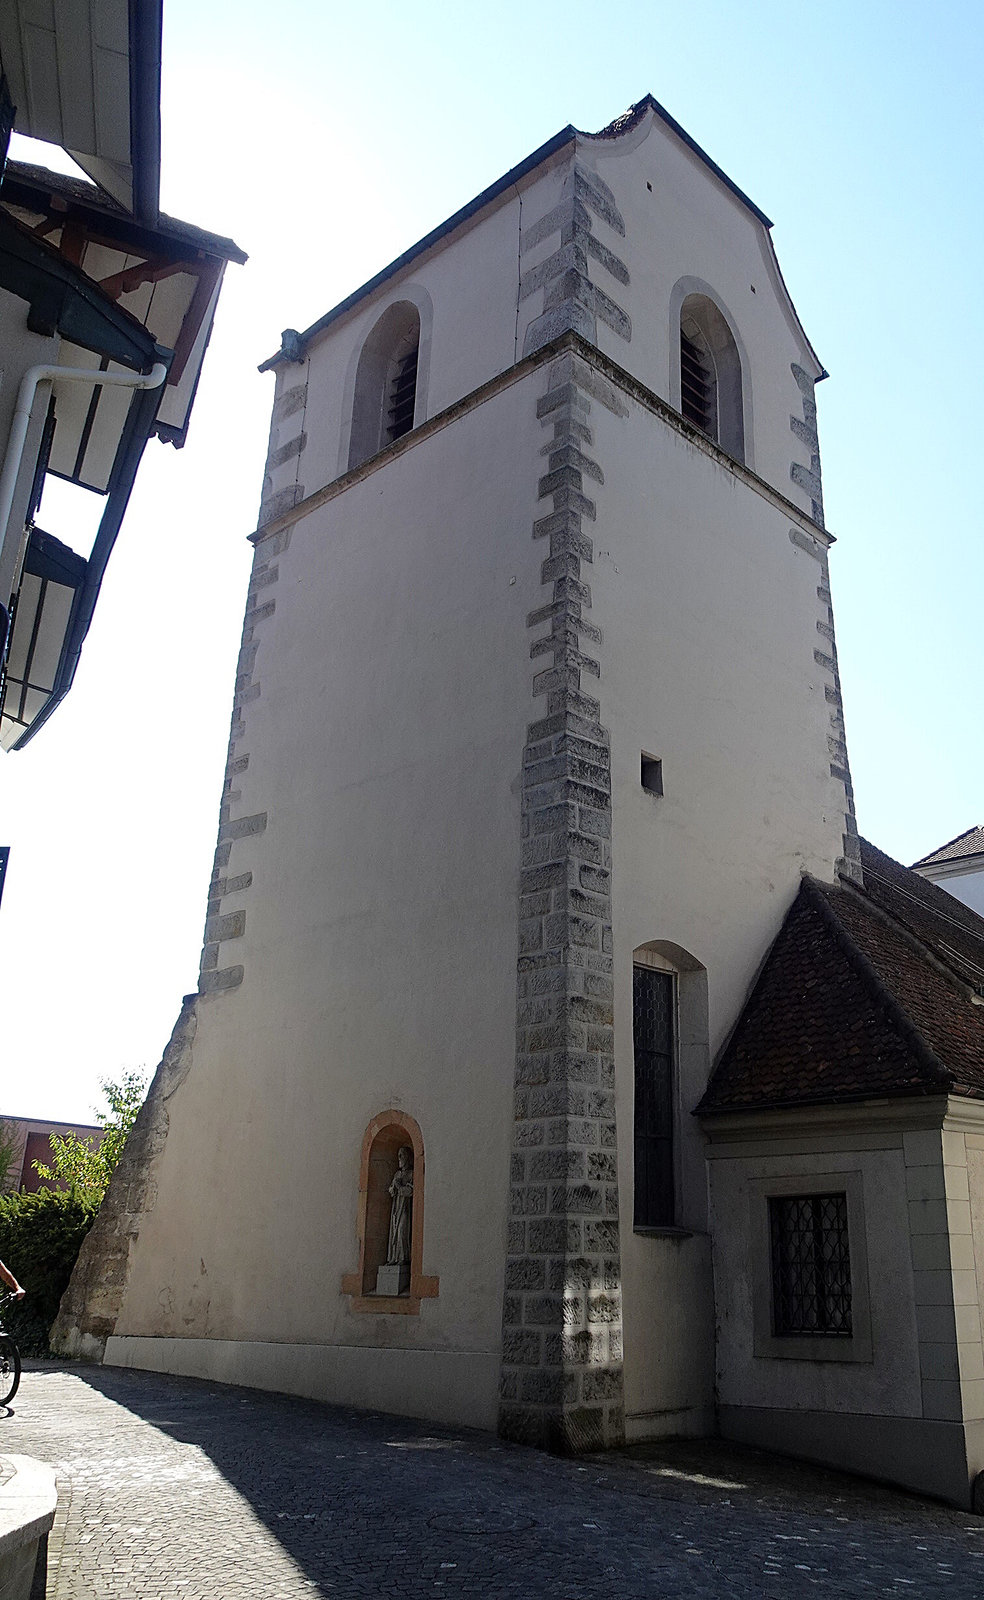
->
[0,359,168,559]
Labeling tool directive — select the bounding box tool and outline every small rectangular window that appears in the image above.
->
[641,753,662,796]
[769,1193,852,1336]
[633,965,675,1227]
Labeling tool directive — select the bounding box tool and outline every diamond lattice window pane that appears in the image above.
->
[769,1193,852,1336]
[633,966,674,1227]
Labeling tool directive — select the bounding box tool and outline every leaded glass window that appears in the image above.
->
[633,965,675,1227]
[769,1193,852,1336]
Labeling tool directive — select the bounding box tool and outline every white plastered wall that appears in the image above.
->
[703,1108,984,1504]
[262,152,570,515]
[111,369,548,1430]
[584,385,846,1437]
[709,1138,921,1416]
[946,1114,984,1438]
[576,110,822,515]
[918,863,984,919]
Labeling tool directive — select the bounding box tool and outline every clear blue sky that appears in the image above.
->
[3,0,981,1120]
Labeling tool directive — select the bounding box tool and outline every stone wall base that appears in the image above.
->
[105,1336,499,1432]
[720,1403,974,1509]
[623,1405,715,1443]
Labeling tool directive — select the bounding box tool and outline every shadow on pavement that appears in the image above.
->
[28,1361,984,1599]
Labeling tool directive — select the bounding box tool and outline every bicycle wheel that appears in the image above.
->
[0,1335,20,1405]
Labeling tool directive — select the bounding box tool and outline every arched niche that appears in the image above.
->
[347,301,421,471]
[341,1109,439,1315]
[668,278,750,467]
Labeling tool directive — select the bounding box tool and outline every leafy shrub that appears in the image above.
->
[0,1188,99,1354]
[33,1071,147,1201]
[0,1119,20,1192]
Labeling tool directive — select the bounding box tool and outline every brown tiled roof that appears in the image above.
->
[698,839,984,1116]
[913,825,984,869]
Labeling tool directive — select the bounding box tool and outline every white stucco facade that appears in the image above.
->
[917,861,984,919]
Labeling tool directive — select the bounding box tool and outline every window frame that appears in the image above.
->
[679,318,718,439]
[346,300,422,471]
[769,1191,852,1337]
[632,960,678,1231]
[668,279,748,466]
[749,1172,873,1363]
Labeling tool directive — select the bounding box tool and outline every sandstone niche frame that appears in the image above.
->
[341,1110,439,1315]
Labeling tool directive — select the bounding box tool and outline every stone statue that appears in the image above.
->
[386,1146,414,1266]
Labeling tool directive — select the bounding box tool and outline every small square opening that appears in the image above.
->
[641,753,663,797]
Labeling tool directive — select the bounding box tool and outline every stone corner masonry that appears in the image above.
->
[498,343,626,1453]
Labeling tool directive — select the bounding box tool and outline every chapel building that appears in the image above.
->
[54,97,984,1510]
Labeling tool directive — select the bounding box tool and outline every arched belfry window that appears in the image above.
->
[348,301,421,471]
[678,294,744,462]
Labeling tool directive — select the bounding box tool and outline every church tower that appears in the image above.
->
[54,97,856,1454]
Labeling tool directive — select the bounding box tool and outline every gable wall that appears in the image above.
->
[260,109,825,545]
[578,116,821,512]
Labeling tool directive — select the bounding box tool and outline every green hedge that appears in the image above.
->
[0,1188,99,1355]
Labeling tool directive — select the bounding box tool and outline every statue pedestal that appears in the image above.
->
[375,1263,410,1296]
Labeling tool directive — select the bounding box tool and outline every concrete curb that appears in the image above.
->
[0,1455,57,1600]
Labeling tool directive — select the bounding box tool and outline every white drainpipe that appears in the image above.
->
[0,359,168,560]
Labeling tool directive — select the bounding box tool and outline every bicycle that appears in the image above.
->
[0,1292,21,1406]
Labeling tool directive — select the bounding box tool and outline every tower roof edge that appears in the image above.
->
[575,94,773,230]
[258,124,578,372]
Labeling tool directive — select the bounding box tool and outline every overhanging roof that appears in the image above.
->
[0,203,164,496]
[0,524,86,750]
[1,161,245,454]
[0,364,167,750]
[0,0,162,222]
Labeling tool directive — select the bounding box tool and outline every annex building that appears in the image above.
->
[54,97,984,1509]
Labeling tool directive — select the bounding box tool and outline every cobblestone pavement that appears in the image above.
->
[3,1362,984,1597]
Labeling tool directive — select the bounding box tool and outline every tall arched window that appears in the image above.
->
[348,302,421,471]
[633,959,676,1228]
[678,293,744,462]
[632,941,710,1233]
